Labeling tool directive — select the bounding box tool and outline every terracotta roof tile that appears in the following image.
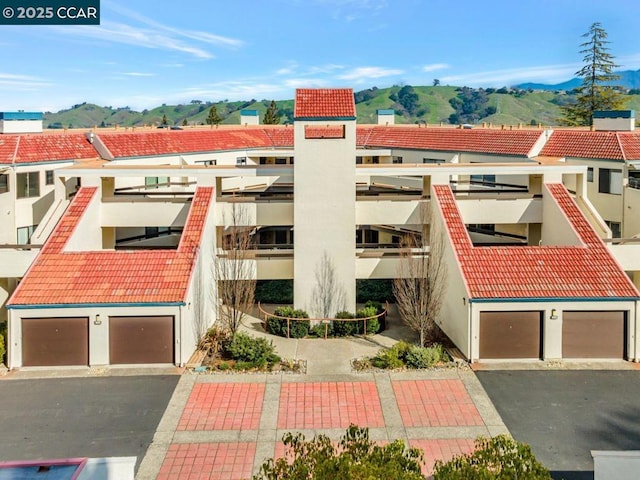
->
[8,186,214,306]
[294,89,356,119]
[262,127,293,147]
[0,136,19,164]
[617,132,640,160]
[98,129,274,158]
[364,127,542,156]
[540,130,624,160]
[433,184,639,300]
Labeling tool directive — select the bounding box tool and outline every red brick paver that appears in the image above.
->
[157,442,256,480]
[410,438,475,477]
[393,379,483,427]
[178,383,265,431]
[277,382,384,429]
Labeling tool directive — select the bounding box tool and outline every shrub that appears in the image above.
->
[0,331,4,366]
[268,307,310,338]
[405,345,444,369]
[370,341,412,369]
[432,435,552,479]
[356,305,379,334]
[226,332,276,366]
[255,280,293,304]
[333,311,357,337]
[309,322,333,338]
[254,425,425,480]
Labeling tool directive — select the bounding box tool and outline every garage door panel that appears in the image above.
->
[109,316,174,364]
[480,311,542,359]
[562,311,625,359]
[22,317,89,367]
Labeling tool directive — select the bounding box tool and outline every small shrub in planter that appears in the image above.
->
[371,348,404,369]
[227,332,276,365]
[268,307,310,338]
[364,300,386,330]
[333,311,357,337]
[309,322,333,338]
[405,344,444,368]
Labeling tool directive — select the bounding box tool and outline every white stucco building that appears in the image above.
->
[1,90,640,369]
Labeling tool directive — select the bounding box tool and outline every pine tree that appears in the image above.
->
[560,22,627,126]
[206,105,221,126]
[263,100,280,125]
[161,114,168,126]
[182,118,188,126]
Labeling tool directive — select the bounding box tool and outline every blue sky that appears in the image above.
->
[2,0,640,112]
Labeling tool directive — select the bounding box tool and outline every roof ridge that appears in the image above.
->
[11,136,20,165]
[615,132,627,161]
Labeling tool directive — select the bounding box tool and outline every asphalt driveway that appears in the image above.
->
[477,370,640,480]
[0,375,179,470]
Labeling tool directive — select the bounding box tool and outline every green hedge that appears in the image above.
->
[267,306,310,338]
[255,280,293,304]
[356,279,394,303]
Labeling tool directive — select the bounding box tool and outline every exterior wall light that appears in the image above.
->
[550,309,558,320]
[94,314,102,325]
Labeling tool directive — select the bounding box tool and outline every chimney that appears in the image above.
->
[592,110,635,131]
[376,109,395,125]
[240,109,259,126]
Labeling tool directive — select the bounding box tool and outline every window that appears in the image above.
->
[598,168,622,195]
[606,221,621,238]
[145,176,169,189]
[17,225,37,244]
[45,170,54,185]
[629,171,640,190]
[372,156,379,164]
[356,156,363,164]
[423,158,445,164]
[16,172,39,198]
[259,157,267,165]
[392,156,403,164]
[236,157,247,165]
[0,174,8,193]
[204,159,217,166]
[275,157,287,165]
[470,174,496,185]
[587,167,594,182]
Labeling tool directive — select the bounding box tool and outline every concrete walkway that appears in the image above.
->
[136,308,508,479]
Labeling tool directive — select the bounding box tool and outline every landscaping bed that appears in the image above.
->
[194,327,305,374]
[352,341,459,371]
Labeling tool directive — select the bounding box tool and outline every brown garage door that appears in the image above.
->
[480,311,542,359]
[562,311,625,358]
[109,316,174,364]
[22,317,89,367]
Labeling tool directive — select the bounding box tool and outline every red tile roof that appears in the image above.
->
[540,130,625,160]
[364,127,543,156]
[8,186,214,306]
[294,89,356,119]
[433,183,639,300]
[617,132,640,160]
[262,127,293,147]
[99,129,274,158]
[0,134,97,164]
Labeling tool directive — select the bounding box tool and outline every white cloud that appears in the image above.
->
[338,66,403,81]
[0,73,51,91]
[440,63,582,87]
[422,63,450,73]
[120,72,155,77]
[49,1,244,60]
[284,78,329,89]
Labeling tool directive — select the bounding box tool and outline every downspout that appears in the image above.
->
[177,306,183,367]
[467,300,473,362]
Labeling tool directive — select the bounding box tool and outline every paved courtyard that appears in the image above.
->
[137,370,507,480]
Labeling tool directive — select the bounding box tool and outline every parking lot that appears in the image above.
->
[477,370,640,480]
[0,375,179,470]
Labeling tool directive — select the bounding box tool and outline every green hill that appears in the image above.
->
[42,86,640,129]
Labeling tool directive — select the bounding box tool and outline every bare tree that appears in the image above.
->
[311,251,346,318]
[393,202,448,346]
[214,198,256,335]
